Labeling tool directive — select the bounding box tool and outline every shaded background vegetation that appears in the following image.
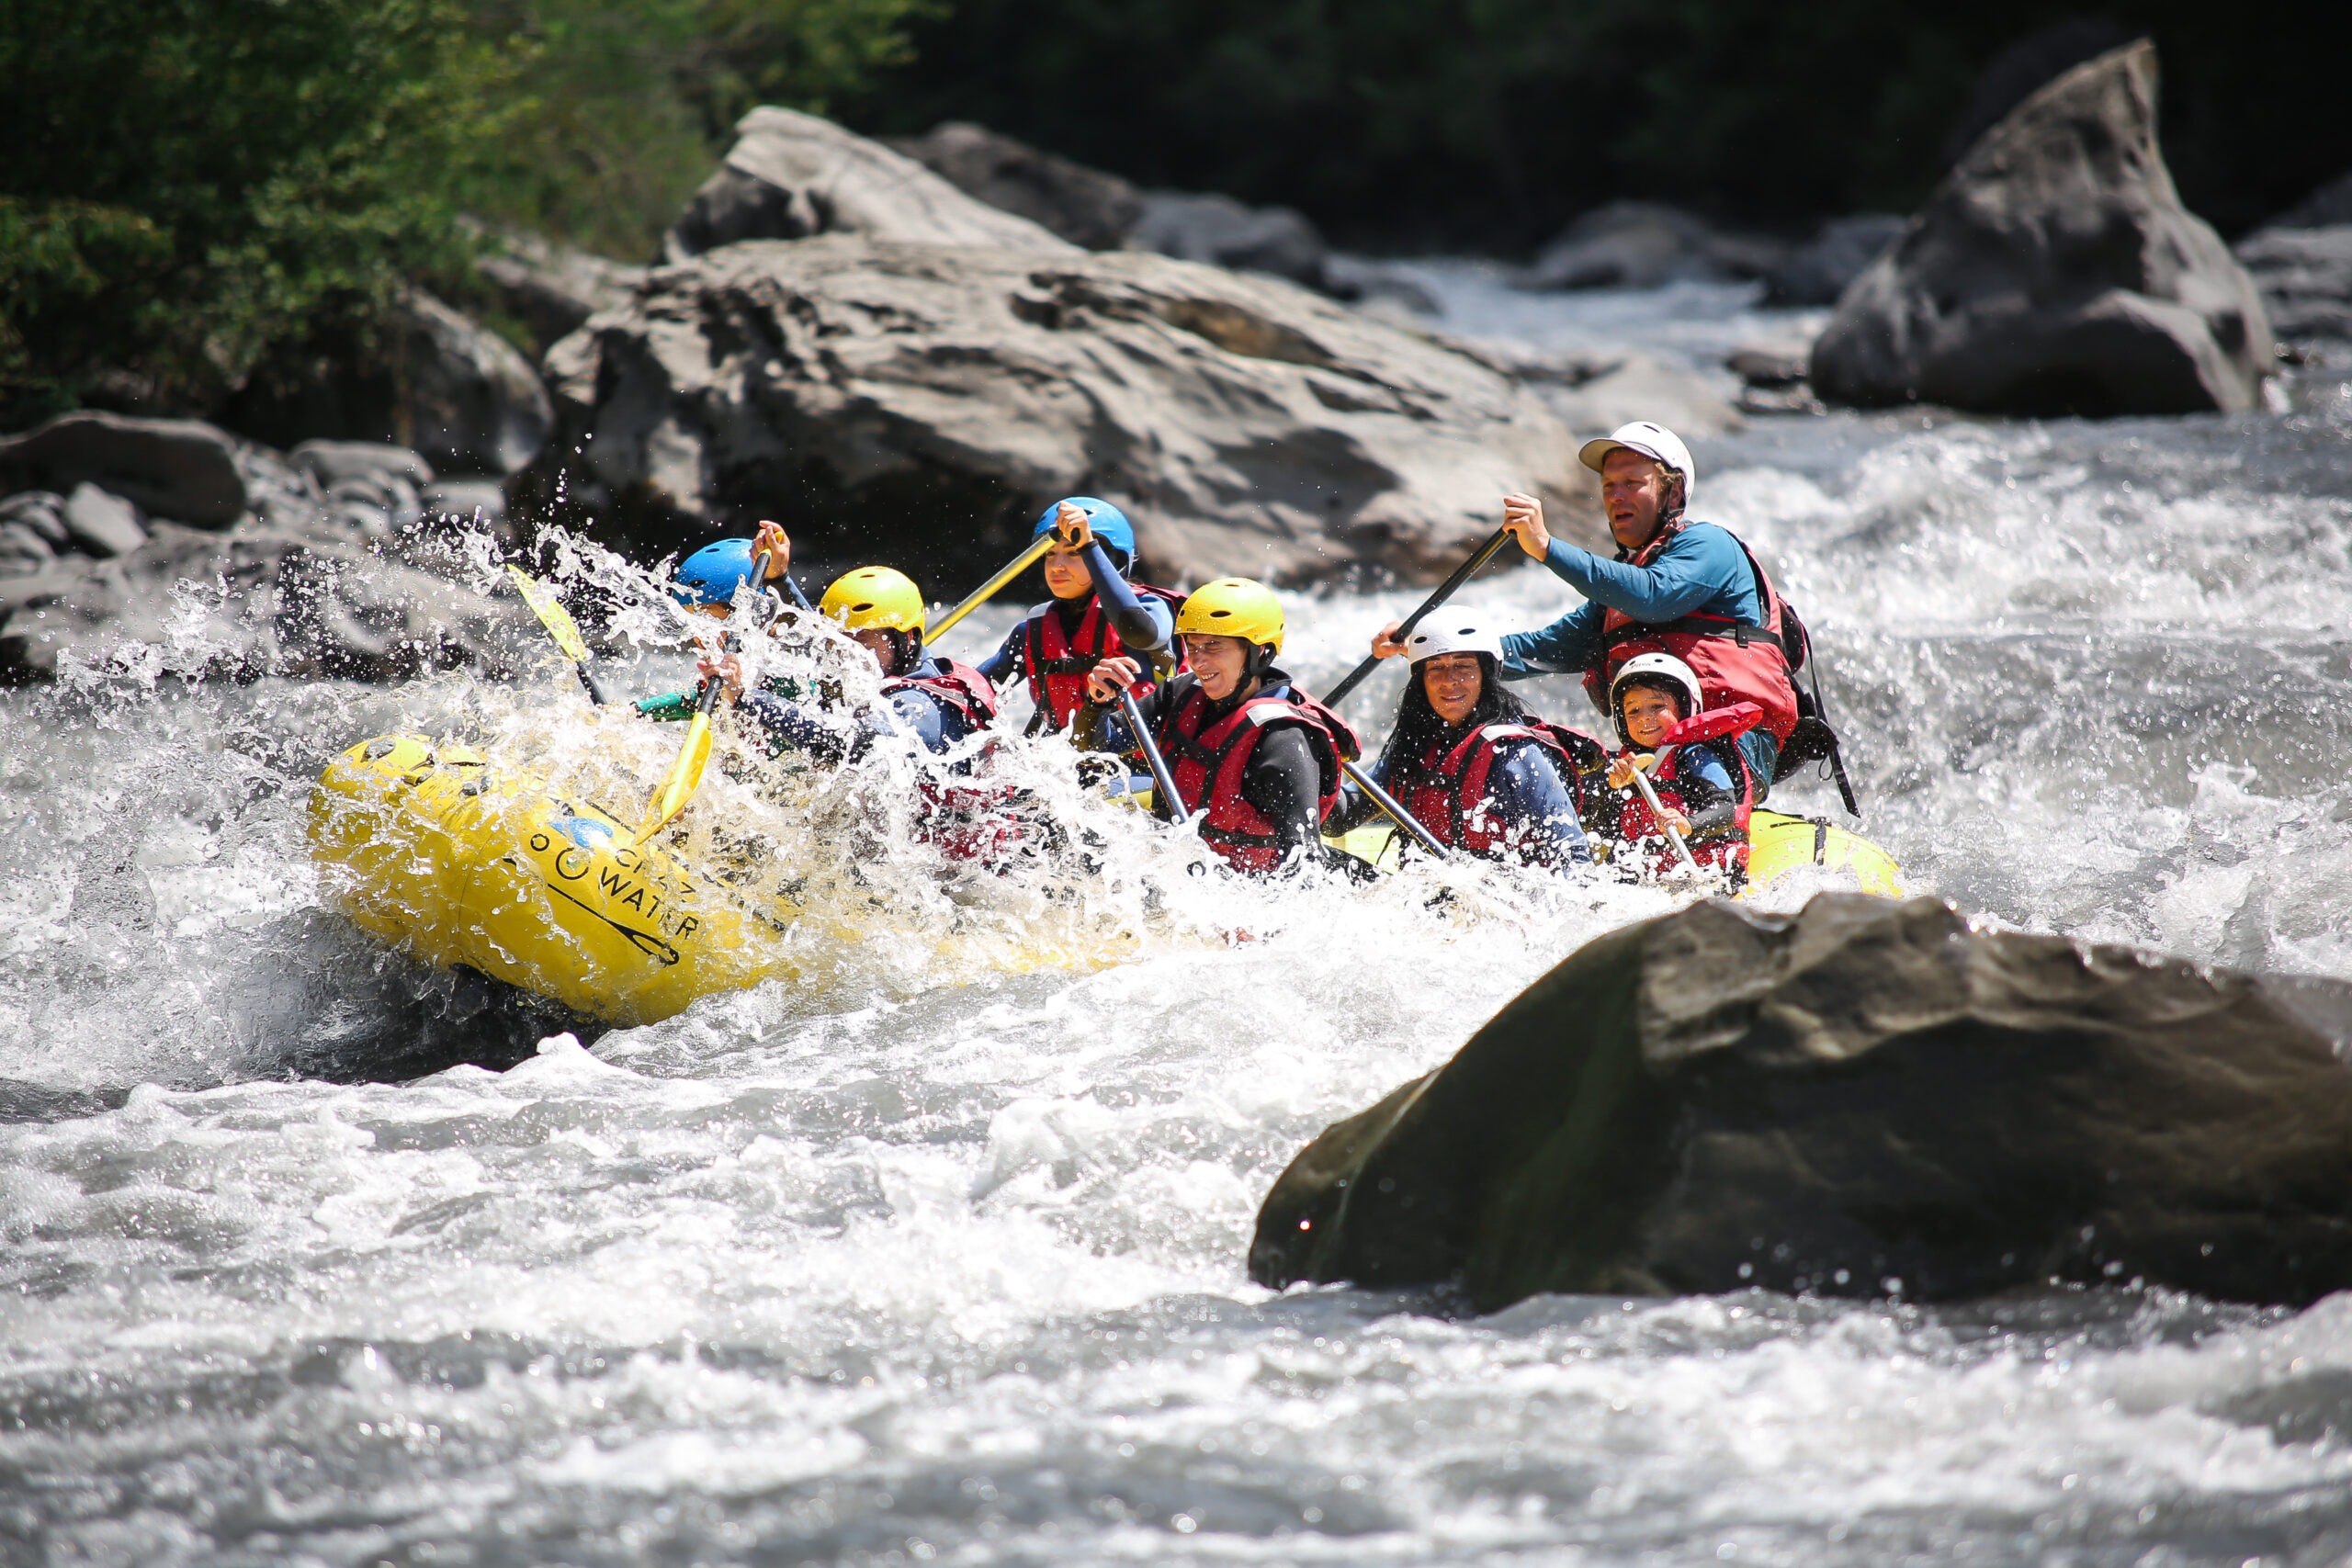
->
[854,0,2346,249]
[3,0,2344,428]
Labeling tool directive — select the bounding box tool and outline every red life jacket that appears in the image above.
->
[883,659,1001,731]
[1399,724,1576,859]
[1020,586,1186,731]
[1613,738,1756,879]
[1156,677,1359,874]
[1579,523,1803,746]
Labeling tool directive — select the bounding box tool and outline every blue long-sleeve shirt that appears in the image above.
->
[1330,731,1592,874]
[1500,521,1778,787]
[739,656,981,768]
[975,542,1173,687]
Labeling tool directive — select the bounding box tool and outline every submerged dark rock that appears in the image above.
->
[0,412,248,526]
[1811,41,2272,417]
[1250,894,2352,1310]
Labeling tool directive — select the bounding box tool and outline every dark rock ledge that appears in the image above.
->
[1251,894,2352,1310]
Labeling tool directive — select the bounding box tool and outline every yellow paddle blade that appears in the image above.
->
[639,712,714,837]
[507,566,593,665]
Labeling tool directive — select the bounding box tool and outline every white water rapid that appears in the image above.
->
[5,278,2352,1566]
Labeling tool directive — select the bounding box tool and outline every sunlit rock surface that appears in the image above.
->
[1253,894,2352,1309]
[1812,41,2272,417]
[542,234,1580,585]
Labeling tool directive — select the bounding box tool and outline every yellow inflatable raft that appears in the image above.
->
[309,735,800,1027]
[1317,807,1902,896]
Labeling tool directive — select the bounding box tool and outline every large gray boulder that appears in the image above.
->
[891,121,1145,252]
[469,226,648,354]
[0,412,247,525]
[1812,41,2272,417]
[1250,894,2352,1310]
[541,234,1582,585]
[665,107,1074,263]
[226,289,553,478]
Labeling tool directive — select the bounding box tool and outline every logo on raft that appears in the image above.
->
[526,812,700,965]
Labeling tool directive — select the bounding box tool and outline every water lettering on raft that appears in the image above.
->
[526,823,703,946]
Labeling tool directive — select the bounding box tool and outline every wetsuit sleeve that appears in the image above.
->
[737,692,853,761]
[1674,744,1741,838]
[1082,544,1174,660]
[973,620,1026,686]
[1487,741,1594,869]
[633,689,700,721]
[1538,525,1759,624]
[1500,601,1606,679]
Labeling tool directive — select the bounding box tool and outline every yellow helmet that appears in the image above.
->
[820,566,924,634]
[1175,577,1284,653]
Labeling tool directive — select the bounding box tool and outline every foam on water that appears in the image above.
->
[4,304,2352,1563]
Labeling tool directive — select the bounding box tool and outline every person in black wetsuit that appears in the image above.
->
[1072,578,1363,877]
[972,498,1181,735]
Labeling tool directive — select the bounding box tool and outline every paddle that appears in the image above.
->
[1617,703,1762,876]
[639,549,777,838]
[1338,755,1451,859]
[1116,687,1188,824]
[1322,525,1515,710]
[926,532,1057,645]
[508,565,616,706]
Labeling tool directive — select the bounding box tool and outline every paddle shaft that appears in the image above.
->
[1624,753,1703,874]
[1322,525,1515,709]
[927,533,1057,644]
[1116,688,1189,829]
[1340,755,1451,859]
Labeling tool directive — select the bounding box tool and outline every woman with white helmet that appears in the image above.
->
[1602,650,1758,880]
[1327,613,1597,874]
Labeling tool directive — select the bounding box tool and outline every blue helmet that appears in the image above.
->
[1032,496,1136,572]
[673,537,763,607]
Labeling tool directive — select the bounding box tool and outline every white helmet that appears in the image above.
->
[1578,421,1696,508]
[1405,614,1504,664]
[1609,652,1704,745]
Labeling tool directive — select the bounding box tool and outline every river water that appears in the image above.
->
[5,278,2352,1566]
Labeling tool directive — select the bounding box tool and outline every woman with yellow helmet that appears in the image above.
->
[697,545,1001,765]
[1079,578,1363,876]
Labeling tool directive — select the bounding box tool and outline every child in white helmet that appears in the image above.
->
[1601,652,1758,880]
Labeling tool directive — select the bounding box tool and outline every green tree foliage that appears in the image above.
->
[0,0,933,428]
[858,0,2347,248]
[1,0,514,424]
[460,0,938,262]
